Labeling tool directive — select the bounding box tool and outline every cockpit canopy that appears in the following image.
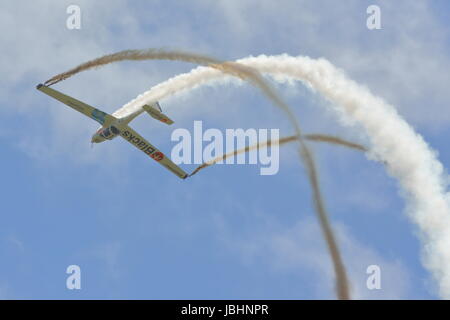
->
[97,125,120,140]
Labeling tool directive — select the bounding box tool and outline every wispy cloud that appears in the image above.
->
[214,214,413,299]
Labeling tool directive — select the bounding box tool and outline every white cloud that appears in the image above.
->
[0,1,206,164]
[207,0,450,128]
[3,0,448,161]
[214,214,413,299]
[1,0,448,299]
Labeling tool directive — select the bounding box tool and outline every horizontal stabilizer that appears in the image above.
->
[143,103,174,125]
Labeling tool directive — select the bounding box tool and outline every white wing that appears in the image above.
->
[120,125,188,179]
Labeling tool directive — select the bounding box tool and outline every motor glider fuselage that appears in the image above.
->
[36,83,188,179]
[91,123,122,143]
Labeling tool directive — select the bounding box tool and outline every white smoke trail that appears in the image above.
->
[46,49,351,298]
[116,54,450,299]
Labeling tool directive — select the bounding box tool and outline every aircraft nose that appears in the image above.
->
[91,136,101,143]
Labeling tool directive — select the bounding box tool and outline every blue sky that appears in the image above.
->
[1,1,450,299]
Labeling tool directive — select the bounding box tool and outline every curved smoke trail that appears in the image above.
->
[46,49,351,299]
[189,134,366,177]
[116,54,450,298]
[45,49,223,86]
[303,134,367,152]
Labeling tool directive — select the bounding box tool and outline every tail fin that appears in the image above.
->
[142,103,174,125]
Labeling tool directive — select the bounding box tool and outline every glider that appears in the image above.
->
[36,84,188,179]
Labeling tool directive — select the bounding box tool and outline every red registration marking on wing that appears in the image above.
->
[151,152,164,162]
